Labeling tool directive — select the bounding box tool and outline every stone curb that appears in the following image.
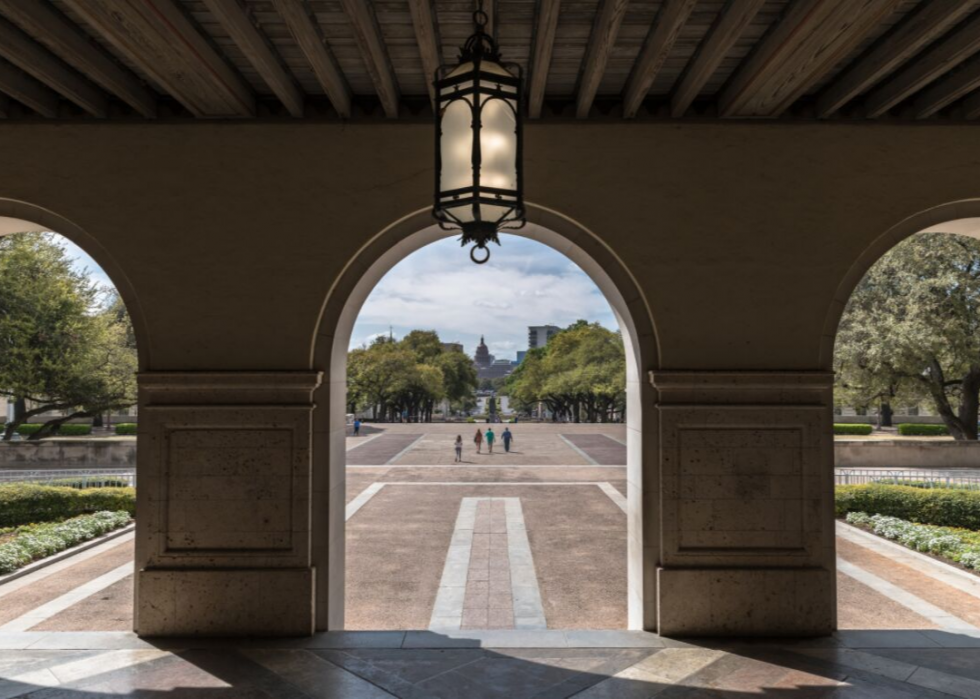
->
[0,522,135,587]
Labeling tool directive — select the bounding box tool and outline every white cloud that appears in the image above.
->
[351,235,618,359]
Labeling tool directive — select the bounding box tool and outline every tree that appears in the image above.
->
[346,330,476,422]
[505,321,625,422]
[0,233,138,440]
[835,232,980,440]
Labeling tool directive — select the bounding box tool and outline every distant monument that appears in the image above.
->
[473,336,514,380]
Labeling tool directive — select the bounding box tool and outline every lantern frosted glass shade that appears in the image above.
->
[433,57,524,250]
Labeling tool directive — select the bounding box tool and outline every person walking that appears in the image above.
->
[454,435,463,463]
[502,427,513,453]
[485,427,495,454]
[353,418,361,437]
[474,428,483,454]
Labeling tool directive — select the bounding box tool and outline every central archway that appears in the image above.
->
[311,203,660,631]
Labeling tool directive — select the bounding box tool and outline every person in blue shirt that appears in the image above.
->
[485,427,495,454]
[502,427,514,453]
[353,419,361,436]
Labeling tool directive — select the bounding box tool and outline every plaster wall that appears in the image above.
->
[0,121,978,636]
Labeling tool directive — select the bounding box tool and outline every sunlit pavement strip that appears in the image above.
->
[344,481,627,524]
[345,482,386,521]
[597,482,627,513]
[0,532,134,599]
[430,497,546,631]
[345,432,384,450]
[837,558,978,631]
[837,520,980,600]
[0,562,134,632]
[558,434,599,465]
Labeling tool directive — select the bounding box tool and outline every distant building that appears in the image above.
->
[441,341,463,354]
[473,336,514,379]
[516,350,527,364]
[528,325,560,350]
[474,336,493,368]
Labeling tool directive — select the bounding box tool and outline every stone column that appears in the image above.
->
[134,372,322,636]
[652,372,835,636]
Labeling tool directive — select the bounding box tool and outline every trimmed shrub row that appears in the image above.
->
[14,423,93,436]
[836,483,980,530]
[845,512,980,571]
[897,423,950,436]
[833,424,873,435]
[44,477,132,489]
[114,423,137,435]
[0,483,136,528]
[0,511,132,574]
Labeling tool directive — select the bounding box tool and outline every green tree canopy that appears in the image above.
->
[506,321,625,422]
[347,330,477,422]
[835,232,980,439]
[0,232,138,440]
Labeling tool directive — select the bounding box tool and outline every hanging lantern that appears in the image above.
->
[433,3,525,264]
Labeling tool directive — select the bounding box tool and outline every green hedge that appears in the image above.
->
[57,424,92,436]
[0,511,132,574]
[114,423,137,436]
[833,424,873,435]
[0,484,136,528]
[897,423,949,436]
[836,484,980,530]
[14,423,92,437]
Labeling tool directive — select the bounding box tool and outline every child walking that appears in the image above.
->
[454,435,463,462]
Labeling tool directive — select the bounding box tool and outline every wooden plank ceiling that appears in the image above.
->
[0,0,979,121]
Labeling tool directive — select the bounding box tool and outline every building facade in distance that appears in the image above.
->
[528,325,560,349]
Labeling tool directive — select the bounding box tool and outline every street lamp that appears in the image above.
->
[433,2,524,264]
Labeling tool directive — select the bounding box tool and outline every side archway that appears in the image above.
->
[820,199,980,369]
[0,197,151,370]
[311,203,661,631]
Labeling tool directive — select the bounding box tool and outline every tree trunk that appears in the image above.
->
[28,411,94,440]
[879,403,893,428]
[957,369,980,440]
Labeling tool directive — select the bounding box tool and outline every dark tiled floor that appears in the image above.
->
[3,630,980,698]
[560,435,626,466]
[348,434,424,466]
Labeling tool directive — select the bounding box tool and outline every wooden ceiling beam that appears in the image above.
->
[913,54,980,118]
[963,87,980,119]
[864,12,980,118]
[0,0,156,117]
[670,0,766,118]
[340,0,400,118]
[0,93,9,118]
[720,0,904,118]
[0,59,60,117]
[528,0,560,119]
[0,16,106,117]
[576,0,629,119]
[622,0,698,119]
[408,0,442,107]
[60,0,254,118]
[202,0,303,117]
[272,0,350,119]
[817,0,980,118]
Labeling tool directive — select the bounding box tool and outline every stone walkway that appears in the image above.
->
[3,630,980,697]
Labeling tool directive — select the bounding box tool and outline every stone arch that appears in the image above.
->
[311,202,661,631]
[0,197,151,370]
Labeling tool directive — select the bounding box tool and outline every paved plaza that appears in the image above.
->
[2,423,980,642]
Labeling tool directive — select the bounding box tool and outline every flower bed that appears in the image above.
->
[845,511,980,572]
[0,511,132,574]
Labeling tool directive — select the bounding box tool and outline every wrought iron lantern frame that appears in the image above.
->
[432,5,525,264]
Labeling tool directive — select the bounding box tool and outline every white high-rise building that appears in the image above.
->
[527,325,561,350]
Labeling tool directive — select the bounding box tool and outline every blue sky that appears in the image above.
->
[350,234,618,360]
[53,231,618,361]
